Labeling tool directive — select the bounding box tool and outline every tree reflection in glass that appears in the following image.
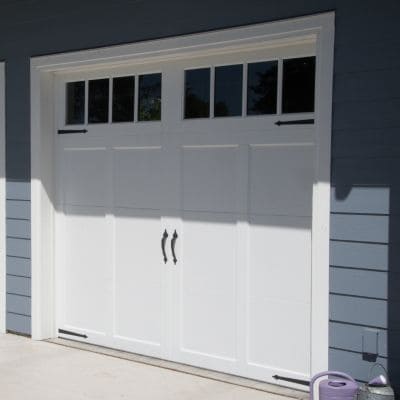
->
[214,64,242,117]
[184,68,210,119]
[66,81,85,125]
[138,73,161,121]
[88,78,109,123]
[247,61,278,115]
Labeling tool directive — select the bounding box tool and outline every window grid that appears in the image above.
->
[64,56,316,126]
[65,73,161,126]
[108,77,113,123]
[241,63,248,117]
[277,59,283,116]
[210,67,215,119]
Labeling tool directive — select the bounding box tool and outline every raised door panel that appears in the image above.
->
[113,147,165,210]
[63,148,109,207]
[249,144,314,217]
[182,146,240,213]
[173,144,241,372]
[63,207,112,337]
[113,209,167,357]
[175,213,238,370]
[59,145,113,342]
[112,146,168,357]
[246,215,312,379]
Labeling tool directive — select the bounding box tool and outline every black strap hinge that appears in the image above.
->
[275,119,314,126]
[58,329,88,339]
[58,129,88,134]
[273,375,310,386]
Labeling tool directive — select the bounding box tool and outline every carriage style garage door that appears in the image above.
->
[54,41,317,385]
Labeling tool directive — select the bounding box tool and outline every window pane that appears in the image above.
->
[66,81,85,125]
[282,56,315,113]
[214,65,243,117]
[112,76,135,123]
[88,78,109,123]
[184,68,210,119]
[247,61,278,115]
[138,73,161,121]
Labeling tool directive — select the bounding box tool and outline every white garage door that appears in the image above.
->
[55,42,316,385]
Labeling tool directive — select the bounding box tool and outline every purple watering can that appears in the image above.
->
[310,371,359,400]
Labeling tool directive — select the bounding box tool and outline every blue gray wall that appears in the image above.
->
[0,0,399,390]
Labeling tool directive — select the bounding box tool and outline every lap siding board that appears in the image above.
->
[6,182,31,335]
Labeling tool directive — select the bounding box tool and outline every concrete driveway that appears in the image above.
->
[0,334,301,400]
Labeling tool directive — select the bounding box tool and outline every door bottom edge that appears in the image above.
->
[46,337,308,399]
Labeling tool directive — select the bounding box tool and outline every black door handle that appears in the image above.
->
[171,230,178,265]
[161,229,168,264]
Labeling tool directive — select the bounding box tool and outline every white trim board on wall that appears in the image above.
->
[0,62,6,334]
[30,12,335,377]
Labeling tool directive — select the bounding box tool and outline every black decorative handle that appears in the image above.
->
[171,230,178,265]
[161,229,168,264]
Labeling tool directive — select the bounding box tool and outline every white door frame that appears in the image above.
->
[0,62,6,333]
[30,12,335,377]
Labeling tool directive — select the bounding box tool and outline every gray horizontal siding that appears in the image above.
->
[330,214,389,243]
[330,178,394,379]
[6,181,31,335]
[330,267,388,299]
[330,322,388,358]
[7,181,30,201]
[333,39,400,74]
[330,241,388,270]
[330,294,387,329]
[332,128,400,159]
[6,237,31,259]
[6,313,31,336]
[330,176,399,386]
[6,294,31,316]
[6,275,31,297]
[330,186,390,215]
[333,99,400,131]
[334,69,400,103]
[7,219,31,239]
[6,200,30,220]
[329,348,388,382]
[332,158,400,186]
[7,256,31,277]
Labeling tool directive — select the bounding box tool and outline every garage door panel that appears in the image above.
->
[247,214,311,376]
[63,148,108,207]
[178,213,238,361]
[114,209,166,351]
[248,215,312,303]
[64,206,112,335]
[113,147,165,210]
[56,49,317,386]
[248,297,311,375]
[182,146,239,213]
[249,144,314,217]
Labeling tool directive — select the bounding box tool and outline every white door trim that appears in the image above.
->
[0,62,6,334]
[30,12,335,377]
